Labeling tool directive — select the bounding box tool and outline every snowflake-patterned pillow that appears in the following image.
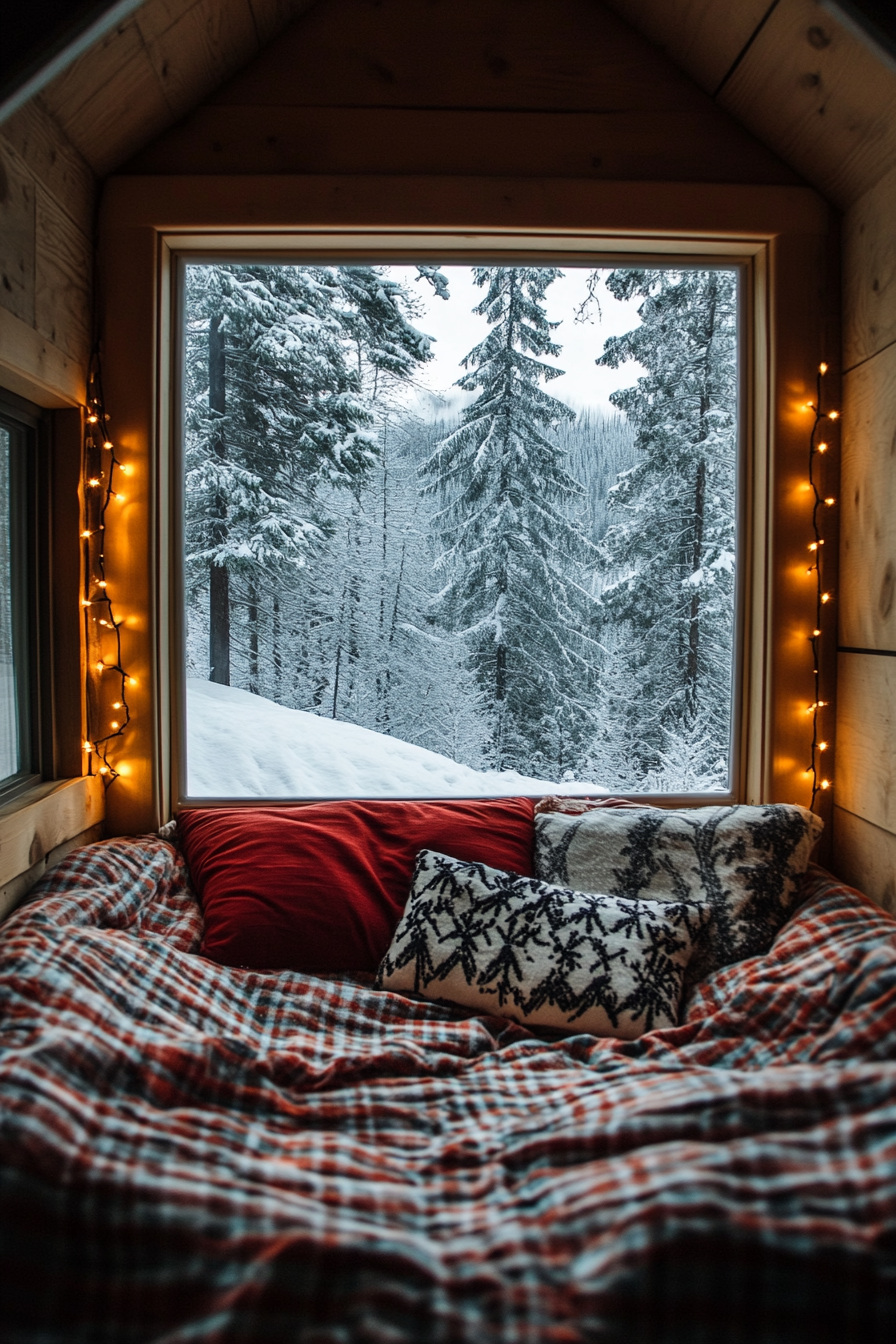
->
[375,850,711,1040]
[534,803,823,983]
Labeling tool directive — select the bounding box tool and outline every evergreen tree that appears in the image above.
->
[592,267,738,789]
[184,263,433,685]
[421,267,598,774]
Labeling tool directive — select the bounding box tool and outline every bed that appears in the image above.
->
[1,832,896,1341]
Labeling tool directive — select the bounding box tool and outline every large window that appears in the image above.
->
[178,261,740,800]
[0,395,38,798]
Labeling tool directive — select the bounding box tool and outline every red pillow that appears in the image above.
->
[178,798,535,973]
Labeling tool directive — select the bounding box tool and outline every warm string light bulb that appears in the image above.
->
[82,364,133,787]
[805,362,837,809]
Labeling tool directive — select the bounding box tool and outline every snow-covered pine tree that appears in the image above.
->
[183,263,433,688]
[592,267,738,789]
[421,267,598,775]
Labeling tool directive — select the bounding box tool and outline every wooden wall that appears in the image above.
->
[6,0,892,878]
[834,163,896,913]
[0,101,94,407]
[125,0,801,183]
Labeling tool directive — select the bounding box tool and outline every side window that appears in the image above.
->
[0,394,38,798]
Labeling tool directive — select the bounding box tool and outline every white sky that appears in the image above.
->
[385,265,646,419]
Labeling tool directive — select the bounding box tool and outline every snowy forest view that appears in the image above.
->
[182,262,739,798]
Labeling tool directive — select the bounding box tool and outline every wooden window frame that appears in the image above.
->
[0,386,103,917]
[97,176,838,837]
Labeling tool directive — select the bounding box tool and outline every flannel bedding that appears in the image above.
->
[1,837,895,1342]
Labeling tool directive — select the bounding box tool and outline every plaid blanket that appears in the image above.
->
[1,838,895,1342]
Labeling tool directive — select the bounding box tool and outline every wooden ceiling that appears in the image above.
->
[2,0,896,208]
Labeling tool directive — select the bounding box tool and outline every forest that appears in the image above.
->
[182,263,738,795]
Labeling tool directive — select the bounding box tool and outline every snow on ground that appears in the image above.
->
[187,679,607,799]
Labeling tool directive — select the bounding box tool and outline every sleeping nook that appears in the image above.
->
[1,0,896,1338]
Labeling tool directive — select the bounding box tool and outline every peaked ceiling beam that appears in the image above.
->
[0,0,146,126]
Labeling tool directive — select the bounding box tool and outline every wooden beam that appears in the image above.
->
[0,0,145,125]
[0,305,84,407]
[126,104,801,182]
[104,172,829,234]
[719,0,896,209]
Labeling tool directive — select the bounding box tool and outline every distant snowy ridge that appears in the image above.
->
[187,680,607,799]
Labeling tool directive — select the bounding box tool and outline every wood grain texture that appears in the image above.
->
[31,0,320,177]
[1,101,95,236]
[832,802,896,913]
[210,0,754,111]
[0,823,103,923]
[127,104,801,181]
[0,304,85,407]
[719,0,896,209]
[843,165,896,370]
[35,186,92,364]
[249,0,317,48]
[839,340,896,650]
[104,171,828,234]
[137,0,261,122]
[0,776,104,893]
[836,650,896,834]
[39,19,173,175]
[603,0,772,94]
[0,139,35,326]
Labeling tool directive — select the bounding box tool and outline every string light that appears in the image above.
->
[805,362,838,809]
[82,345,133,787]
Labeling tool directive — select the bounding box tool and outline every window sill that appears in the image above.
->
[0,776,105,921]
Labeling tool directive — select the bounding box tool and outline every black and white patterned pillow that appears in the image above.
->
[534,803,823,982]
[376,850,710,1040]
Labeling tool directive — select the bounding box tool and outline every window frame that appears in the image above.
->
[167,238,760,811]
[0,387,52,804]
[95,175,837,836]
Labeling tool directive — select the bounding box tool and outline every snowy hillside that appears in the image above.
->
[186,680,606,799]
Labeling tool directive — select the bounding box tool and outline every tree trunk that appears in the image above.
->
[686,457,706,714]
[376,422,390,729]
[208,314,230,686]
[272,595,282,696]
[685,275,718,717]
[248,577,259,694]
[332,642,341,719]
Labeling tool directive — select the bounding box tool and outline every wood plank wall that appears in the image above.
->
[0,101,94,407]
[125,0,801,183]
[0,0,319,410]
[835,162,896,913]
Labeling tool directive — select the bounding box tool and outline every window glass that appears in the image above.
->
[0,425,18,781]
[181,263,739,799]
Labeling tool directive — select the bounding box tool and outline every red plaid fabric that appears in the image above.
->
[1,840,895,1342]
